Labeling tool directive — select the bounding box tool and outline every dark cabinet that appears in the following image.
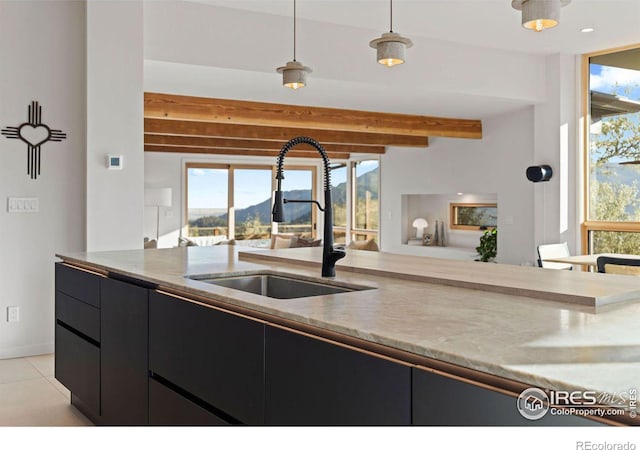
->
[55,263,150,425]
[55,324,100,418]
[412,367,600,426]
[55,263,607,427]
[149,378,228,426]
[55,263,101,308]
[100,277,149,425]
[265,325,411,425]
[54,263,102,420]
[148,291,265,425]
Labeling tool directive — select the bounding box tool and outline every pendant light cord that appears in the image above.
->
[293,0,297,61]
[390,0,393,32]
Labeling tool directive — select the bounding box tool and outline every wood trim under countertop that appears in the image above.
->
[60,262,108,278]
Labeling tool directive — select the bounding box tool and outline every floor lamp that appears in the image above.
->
[145,188,172,242]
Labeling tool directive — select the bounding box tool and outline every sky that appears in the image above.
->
[589,62,640,166]
[590,64,640,100]
[188,160,380,211]
[189,167,313,209]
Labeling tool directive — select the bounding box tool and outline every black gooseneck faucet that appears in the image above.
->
[272,136,346,277]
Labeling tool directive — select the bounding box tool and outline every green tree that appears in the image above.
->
[592,114,640,165]
[590,179,640,221]
[589,179,640,253]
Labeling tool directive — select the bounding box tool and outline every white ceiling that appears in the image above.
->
[190,0,640,55]
[145,1,640,121]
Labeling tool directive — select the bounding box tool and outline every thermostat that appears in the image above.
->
[107,154,123,170]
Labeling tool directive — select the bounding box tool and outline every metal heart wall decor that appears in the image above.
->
[2,101,67,180]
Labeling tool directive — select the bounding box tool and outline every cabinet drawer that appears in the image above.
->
[55,263,101,308]
[412,367,600,426]
[55,324,100,417]
[56,292,100,343]
[265,325,411,425]
[149,291,265,425]
[149,378,228,426]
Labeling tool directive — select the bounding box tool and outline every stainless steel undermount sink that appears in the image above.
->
[185,271,374,299]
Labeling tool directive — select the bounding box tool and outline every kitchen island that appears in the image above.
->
[54,246,640,426]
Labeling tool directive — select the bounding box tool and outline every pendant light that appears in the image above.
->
[369,0,413,67]
[276,0,311,89]
[511,0,571,32]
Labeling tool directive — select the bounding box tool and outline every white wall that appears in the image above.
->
[381,107,536,265]
[0,1,86,358]
[533,54,579,254]
[86,1,144,251]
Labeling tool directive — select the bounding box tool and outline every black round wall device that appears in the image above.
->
[526,165,553,182]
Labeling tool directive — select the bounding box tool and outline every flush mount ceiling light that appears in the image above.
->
[511,0,571,32]
[369,0,413,67]
[276,0,311,90]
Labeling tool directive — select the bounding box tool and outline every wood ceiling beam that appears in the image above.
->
[144,134,385,154]
[144,145,350,160]
[144,118,428,147]
[145,92,482,139]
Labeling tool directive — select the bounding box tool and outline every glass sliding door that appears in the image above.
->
[352,160,379,242]
[186,165,229,238]
[278,167,316,238]
[330,163,348,244]
[233,168,273,246]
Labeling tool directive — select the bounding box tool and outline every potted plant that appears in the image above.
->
[475,228,497,262]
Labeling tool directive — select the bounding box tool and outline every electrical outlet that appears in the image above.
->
[7,306,19,322]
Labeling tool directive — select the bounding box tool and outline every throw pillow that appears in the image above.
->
[144,239,157,249]
[296,237,322,247]
[178,237,198,247]
[348,238,379,251]
[270,233,298,249]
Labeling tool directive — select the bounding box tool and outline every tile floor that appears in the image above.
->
[0,354,91,426]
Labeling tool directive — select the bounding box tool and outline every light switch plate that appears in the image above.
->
[7,197,39,213]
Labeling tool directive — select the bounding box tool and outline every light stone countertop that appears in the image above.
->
[56,246,640,414]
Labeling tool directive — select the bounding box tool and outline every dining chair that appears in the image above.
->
[596,256,640,275]
[537,242,572,270]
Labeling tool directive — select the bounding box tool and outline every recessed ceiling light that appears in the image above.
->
[580,27,595,33]
[457,192,463,196]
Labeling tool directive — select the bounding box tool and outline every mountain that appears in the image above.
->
[233,189,315,225]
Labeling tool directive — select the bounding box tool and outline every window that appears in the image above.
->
[186,165,228,238]
[450,203,497,230]
[352,160,379,242]
[185,159,379,247]
[330,163,347,244]
[186,163,316,245]
[233,168,273,240]
[277,167,315,238]
[582,45,640,254]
